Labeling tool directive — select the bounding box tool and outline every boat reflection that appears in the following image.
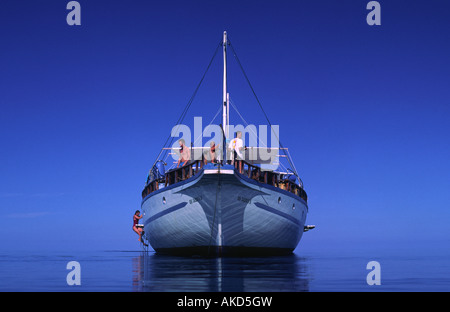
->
[132,251,311,292]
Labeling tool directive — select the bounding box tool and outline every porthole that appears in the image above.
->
[278,197,282,204]
[292,203,295,210]
[162,197,166,204]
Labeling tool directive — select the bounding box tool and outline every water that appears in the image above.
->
[1,244,450,292]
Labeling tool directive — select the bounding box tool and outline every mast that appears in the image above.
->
[222,31,228,139]
[222,31,228,162]
[226,92,229,137]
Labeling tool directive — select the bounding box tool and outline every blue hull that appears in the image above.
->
[141,166,308,256]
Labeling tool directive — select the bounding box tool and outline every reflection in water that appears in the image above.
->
[132,255,144,291]
[132,252,311,292]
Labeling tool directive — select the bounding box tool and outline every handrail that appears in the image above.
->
[236,160,308,202]
[141,160,203,199]
[164,159,203,187]
[142,159,307,203]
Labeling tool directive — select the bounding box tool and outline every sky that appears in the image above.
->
[1,0,450,254]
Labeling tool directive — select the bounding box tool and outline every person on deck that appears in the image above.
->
[228,131,245,173]
[209,141,218,163]
[133,210,147,246]
[176,139,191,168]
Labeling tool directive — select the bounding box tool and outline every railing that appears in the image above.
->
[164,159,204,187]
[142,159,307,203]
[141,160,203,199]
[235,160,308,203]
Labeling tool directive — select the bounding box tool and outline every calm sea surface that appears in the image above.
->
[1,244,449,292]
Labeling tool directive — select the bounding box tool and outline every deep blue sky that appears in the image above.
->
[1,0,449,253]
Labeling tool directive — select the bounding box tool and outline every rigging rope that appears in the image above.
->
[231,98,292,175]
[229,98,267,148]
[150,40,222,172]
[228,40,300,177]
[193,103,223,147]
[150,37,301,181]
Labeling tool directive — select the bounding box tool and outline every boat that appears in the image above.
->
[140,31,313,256]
